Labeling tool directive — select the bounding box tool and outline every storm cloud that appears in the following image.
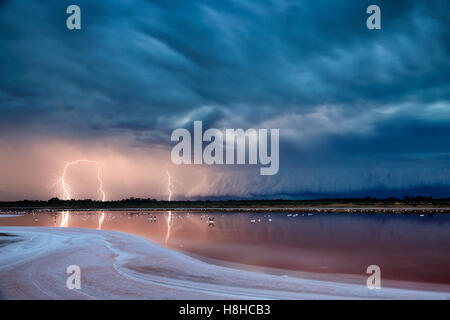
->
[0,0,448,200]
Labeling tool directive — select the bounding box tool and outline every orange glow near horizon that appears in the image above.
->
[0,138,225,202]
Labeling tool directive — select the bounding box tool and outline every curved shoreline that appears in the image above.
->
[0,227,449,300]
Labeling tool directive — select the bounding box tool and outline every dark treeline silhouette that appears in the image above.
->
[0,196,449,209]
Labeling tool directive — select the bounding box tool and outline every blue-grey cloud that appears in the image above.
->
[0,0,448,198]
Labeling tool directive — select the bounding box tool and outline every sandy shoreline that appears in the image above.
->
[0,227,449,300]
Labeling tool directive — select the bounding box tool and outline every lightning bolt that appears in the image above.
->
[165,165,173,245]
[59,160,106,201]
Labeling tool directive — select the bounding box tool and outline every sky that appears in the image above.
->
[0,0,449,201]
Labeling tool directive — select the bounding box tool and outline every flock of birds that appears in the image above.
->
[0,206,448,227]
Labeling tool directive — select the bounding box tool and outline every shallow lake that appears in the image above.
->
[1,210,449,286]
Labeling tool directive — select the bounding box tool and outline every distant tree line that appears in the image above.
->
[0,196,448,209]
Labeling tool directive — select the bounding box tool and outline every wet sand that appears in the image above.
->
[0,227,448,300]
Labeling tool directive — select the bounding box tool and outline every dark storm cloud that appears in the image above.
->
[0,0,448,197]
